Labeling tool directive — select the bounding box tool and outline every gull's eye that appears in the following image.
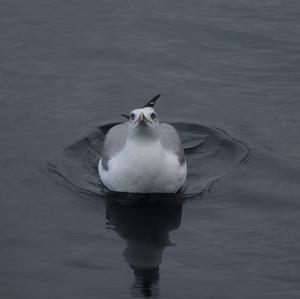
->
[130,113,135,120]
[151,112,157,120]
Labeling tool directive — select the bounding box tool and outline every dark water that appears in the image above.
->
[1,0,300,298]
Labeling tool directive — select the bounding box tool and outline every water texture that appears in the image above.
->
[1,0,300,298]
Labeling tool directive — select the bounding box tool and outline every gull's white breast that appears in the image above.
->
[99,140,187,193]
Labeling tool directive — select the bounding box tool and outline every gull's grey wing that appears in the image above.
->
[159,123,185,165]
[101,123,128,170]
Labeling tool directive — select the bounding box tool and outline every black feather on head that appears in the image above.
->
[143,94,161,108]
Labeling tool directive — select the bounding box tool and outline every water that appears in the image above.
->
[1,0,300,298]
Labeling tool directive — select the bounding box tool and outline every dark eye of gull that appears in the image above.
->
[130,113,135,120]
[151,112,156,120]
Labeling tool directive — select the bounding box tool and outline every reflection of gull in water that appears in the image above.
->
[105,197,182,298]
[99,95,187,193]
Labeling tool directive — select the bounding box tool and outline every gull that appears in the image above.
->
[98,95,187,193]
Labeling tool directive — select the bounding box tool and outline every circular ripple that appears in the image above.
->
[48,122,250,200]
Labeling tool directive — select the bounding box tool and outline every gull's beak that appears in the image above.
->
[136,112,151,126]
[139,112,145,122]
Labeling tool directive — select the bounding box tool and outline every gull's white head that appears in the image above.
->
[128,107,160,140]
[124,94,161,141]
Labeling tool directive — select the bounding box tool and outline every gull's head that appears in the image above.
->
[121,94,161,141]
[128,107,160,140]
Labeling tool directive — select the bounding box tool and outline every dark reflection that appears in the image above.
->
[105,196,183,298]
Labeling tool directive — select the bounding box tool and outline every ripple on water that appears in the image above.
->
[48,122,250,201]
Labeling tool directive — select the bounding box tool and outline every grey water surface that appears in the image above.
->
[1,0,300,298]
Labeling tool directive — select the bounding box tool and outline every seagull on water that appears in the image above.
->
[98,95,187,193]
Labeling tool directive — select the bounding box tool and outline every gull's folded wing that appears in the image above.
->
[159,123,185,165]
[101,123,128,170]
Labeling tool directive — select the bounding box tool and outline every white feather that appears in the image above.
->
[99,138,186,193]
[98,106,187,193]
